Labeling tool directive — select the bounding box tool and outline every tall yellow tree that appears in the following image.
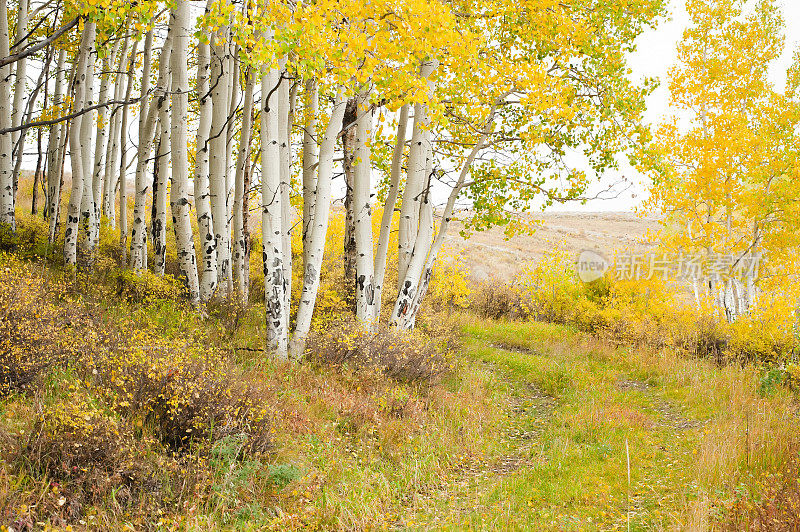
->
[644,0,800,321]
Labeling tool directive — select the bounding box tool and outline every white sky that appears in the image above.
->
[546,0,800,213]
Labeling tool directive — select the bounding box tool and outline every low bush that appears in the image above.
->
[0,256,86,394]
[103,267,185,303]
[88,345,272,454]
[306,319,451,384]
[0,214,52,259]
[24,394,146,499]
[470,280,529,321]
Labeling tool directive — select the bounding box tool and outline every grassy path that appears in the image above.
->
[415,317,798,530]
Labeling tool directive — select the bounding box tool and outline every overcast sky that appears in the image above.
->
[546,0,800,213]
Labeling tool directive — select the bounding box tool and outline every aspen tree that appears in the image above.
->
[91,38,119,236]
[118,38,139,264]
[278,58,292,315]
[342,97,357,292]
[10,0,28,192]
[226,50,239,195]
[372,104,409,317]
[645,0,800,321]
[397,60,436,285]
[233,72,255,300]
[169,0,200,305]
[194,0,218,299]
[291,91,347,356]
[103,32,130,224]
[0,0,14,231]
[261,56,288,358]
[300,78,318,272]
[151,114,170,275]
[63,22,96,264]
[79,43,97,254]
[130,30,163,271]
[45,48,67,241]
[209,21,232,295]
[352,92,376,326]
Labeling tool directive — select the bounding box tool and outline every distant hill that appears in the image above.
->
[443,211,662,281]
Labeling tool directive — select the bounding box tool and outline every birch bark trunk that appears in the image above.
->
[45,48,67,241]
[194,2,217,299]
[103,33,130,224]
[0,0,14,230]
[169,0,200,305]
[91,41,117,234]
[290,91,347,357]
[278,59,293,316]
[151,122,169,275]
[301,78,318,272]
[261,61,288,358]
[118,39,140,264]
[225,50,239,197]
[63,23,95,264]
[130,31,162,271]
[209,28,232,295]
[233,72,255,300]
[352,93,376,327]
[372,104,409,320]
[79,46,97,255]
[342,97,357,299]
[10,0,28,195]
[397,60,437,286]
[391,110,493,329]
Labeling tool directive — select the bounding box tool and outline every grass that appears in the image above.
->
[1,249,799,529]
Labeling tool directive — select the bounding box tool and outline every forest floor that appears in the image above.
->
[1,253,800,530]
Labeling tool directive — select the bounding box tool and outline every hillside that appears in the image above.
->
[443,212,662,281]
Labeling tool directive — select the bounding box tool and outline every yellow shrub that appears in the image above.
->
[429,251,471,310]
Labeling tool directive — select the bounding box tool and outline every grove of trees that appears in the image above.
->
[0,0,669,358]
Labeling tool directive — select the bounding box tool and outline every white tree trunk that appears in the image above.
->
[301,78,318,271]
[63,23,95,264]
[352,93,376,327]
[233,72,255,300]
[151,115,169,275]
[10,0,28,191]
[130,31,164,271]
[225,49,239,197]
[278,57,293,316]
[91,42,116,239]
[261,63,288,358]
[46,48,67,242]
[290,91,347,357]
[373,104,409,319]
[397,60,437,286]
[118,39,139,264]
[193,5,217,299]
[169,0,200,305]
[79,46,97,254]
[209,31,232,295]
[103,33,131,225]
[0,0,14,230]
[392,174,433,329]
[391,118,492,329]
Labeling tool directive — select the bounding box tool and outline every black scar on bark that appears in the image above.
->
[365,282,374,304]
[356,274,365,290]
